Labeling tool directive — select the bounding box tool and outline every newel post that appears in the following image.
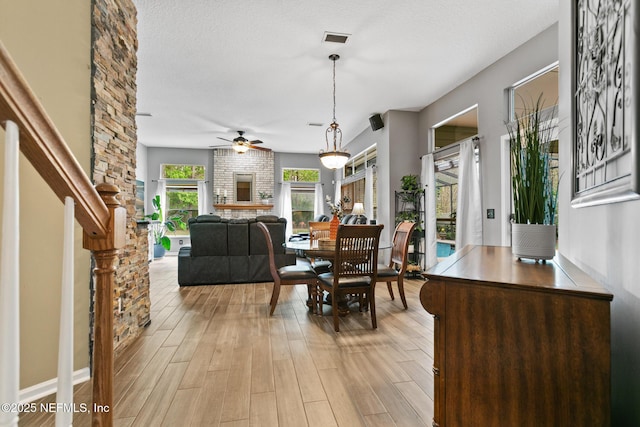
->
[82,183,126,427]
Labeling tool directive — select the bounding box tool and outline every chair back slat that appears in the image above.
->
[309,221,330,244]
[334,225,383,277]
[256,222,279,281]
[390,221,417,268]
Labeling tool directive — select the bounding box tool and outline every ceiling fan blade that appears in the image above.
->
[209,144,232,148]
[248,139,263,144]
[217,136,233,142]
[250,145,271,152]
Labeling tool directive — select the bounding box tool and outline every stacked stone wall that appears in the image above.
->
[91,0,149,353]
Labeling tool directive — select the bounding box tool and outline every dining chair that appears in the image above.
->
[257,222,318,315]
[308,221,332,274]
[317,224,383,332]
[375,221,417,309]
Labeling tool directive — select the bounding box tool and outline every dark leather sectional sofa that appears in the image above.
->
[178,214,296,286]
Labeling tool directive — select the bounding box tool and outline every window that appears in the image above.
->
[161,164,205,235]
[434,106,478,150]
[165,185,197,235]
[291,188,315,233]
[509,64,558,122]
[344,145,376,178]
[432,108,479,254]
[434,153,459,244]
[282,168,319,182]
[341,145,377,219]
[161,164,205,180]
[508,64,559,226]
[282,168,320,233]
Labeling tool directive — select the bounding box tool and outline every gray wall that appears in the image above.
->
[558,3,640,424]
[418,24,559,246]
[145,147,213,213]
[275,152,334,217]
[344,111,421,245]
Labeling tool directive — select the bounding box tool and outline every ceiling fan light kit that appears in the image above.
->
[212,130,271,153]
[232,143,250,154]
[319,54,350,170]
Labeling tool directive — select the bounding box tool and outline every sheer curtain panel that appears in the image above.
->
[281,182,293,237]
[313,183,324,218]
[365,167,374,221]
[455,139,483,251]
[422,154,438,269]
[197,180,208,216]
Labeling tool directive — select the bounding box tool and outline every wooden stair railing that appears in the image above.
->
[0,42,125,426]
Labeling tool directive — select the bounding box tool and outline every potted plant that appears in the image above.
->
[145,195,187,258]
[401,174,420,192]
[507,95,557,261]
[397,175,424,233]
[259,191,273,204]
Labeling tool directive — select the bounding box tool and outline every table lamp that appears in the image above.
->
[352,202,365,224]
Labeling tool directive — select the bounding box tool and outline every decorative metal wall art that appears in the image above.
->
[572,0,640,206]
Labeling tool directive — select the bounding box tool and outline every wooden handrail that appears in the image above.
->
[0,42,109,238]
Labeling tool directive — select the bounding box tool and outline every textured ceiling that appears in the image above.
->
[134,0,559,154]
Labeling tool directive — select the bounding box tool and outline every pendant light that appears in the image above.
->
[319,54,350,169]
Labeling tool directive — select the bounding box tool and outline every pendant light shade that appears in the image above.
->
[319,54,350,169]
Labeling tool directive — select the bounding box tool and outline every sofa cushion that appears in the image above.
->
[250,221,286,255]
[228,219,249,255]
[190,221,228,256]
[255,215,283,223]
[195,214,225,223]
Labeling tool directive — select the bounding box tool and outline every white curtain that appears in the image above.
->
[455,139,483,251]
[313,183,324,218]
[197,180,208,215]
[334,179,342,204]
[281,182,293,237]
[156,179,167,222]
[421,154,438,269]
[364,167,374,221]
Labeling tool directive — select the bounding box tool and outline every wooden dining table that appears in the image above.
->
[285,239,391,315]
[285,239,392,257]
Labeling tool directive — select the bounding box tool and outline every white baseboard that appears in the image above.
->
[19,367,91,404]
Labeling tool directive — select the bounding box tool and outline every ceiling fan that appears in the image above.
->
[210,130,271,153]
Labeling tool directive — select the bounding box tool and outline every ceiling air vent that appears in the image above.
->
[308,122,324,127]
[323,32,350,44]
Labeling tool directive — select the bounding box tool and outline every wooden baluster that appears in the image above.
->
[83,183,126,427]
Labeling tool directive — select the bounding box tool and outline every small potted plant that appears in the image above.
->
[145,195,187,258]
[401,174,420,192]
[507,95,557,261]
[259,191,273,204]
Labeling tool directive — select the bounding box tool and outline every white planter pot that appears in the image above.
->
[511,223,556,261]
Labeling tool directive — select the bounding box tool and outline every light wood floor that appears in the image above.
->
[20,256,435,426]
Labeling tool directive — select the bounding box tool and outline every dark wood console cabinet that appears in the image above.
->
[420,245,612,427]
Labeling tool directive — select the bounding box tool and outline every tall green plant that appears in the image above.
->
[507,95,556,225]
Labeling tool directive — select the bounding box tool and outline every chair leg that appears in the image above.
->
[387,281,395,300]
[332,291,340,332]
[369,287,377,329]
[269,280,281,316]
[397,277,408,309]
[307,282,319,314]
